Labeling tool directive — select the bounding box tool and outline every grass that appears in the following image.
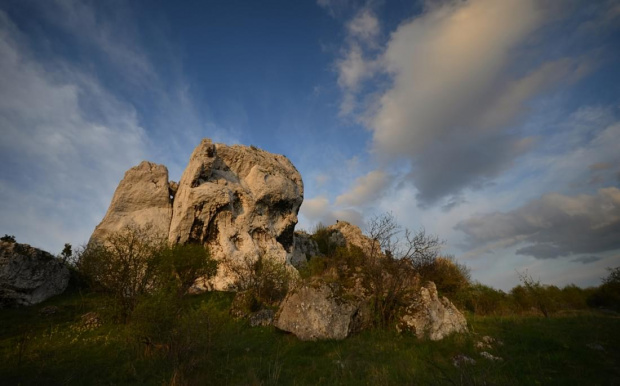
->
[1,290,619,385]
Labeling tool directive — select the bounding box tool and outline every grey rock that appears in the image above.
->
[397,281,468,340]
[274,279,361,341]
[0,241,69,308]
[249,309,274,327]
[90,161,172,244]
[290,231,321,267]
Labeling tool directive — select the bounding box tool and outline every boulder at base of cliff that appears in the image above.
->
[397,281,468,340]
[273,279,364,341]
[0,241,70,308]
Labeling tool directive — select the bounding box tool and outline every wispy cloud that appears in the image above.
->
[0,10,147,252]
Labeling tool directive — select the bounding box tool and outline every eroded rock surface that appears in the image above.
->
[0,241,69,308]
[274,279,362,340]
[328,221,380,257]
[397,282,468,340]
[168,139,303,290]
[91,139,304,290]
[290,231,320,267]
[90,161,172,244]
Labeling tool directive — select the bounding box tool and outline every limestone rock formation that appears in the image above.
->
[0,241,70,308]
[90,139,304,290]
[328,221,380,257]
[397,282,468,340]
[289,231,320,267]
[274,279,362,340]
[168,139,303,289]
[90,161,172,244]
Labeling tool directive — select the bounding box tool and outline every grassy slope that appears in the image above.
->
[1,291,619,385]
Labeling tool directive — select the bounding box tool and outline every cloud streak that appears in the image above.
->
[456,187,620,259]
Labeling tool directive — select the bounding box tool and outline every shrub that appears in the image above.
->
[77,225,217,321]
[1,234,16,243]
[421,256,471,298]
[588,267,620,310]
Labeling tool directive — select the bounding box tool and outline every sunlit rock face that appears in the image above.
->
[168,139,303,290]
[90,161,173,244]
[90,139,304,290]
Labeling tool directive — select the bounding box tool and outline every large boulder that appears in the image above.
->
[168,139,303,290]
[90,161,173,244]
[397,281,468,340]
[274,279,365,340]
[0,241,69,308]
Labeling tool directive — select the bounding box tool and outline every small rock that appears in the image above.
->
[80,312,101,330]
[249,309,274,327]
[452,354,476,367]
[39,305,60,316]
[480,351,503,361]
[586,343,605,351]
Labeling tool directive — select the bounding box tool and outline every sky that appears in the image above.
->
[0,0,619,291]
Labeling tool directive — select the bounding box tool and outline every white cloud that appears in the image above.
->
[0,10,148,253]
[347,9,379,45]
[335,170,390,206]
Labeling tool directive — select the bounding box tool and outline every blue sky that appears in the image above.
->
[1,0,619,290]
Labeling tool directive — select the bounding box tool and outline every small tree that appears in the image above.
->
[77,225,166,321]
[517,270,558,318]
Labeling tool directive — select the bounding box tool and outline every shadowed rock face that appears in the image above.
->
[1,241,69,308]
[90,139,304,290]
[90,161,172,243]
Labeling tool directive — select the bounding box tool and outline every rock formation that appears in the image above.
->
[289,231,320,267]
[327,221,381,257]
[274,279,364,340]
[90,139,303,290]
[90,161,173,243]
[397,282,468,340]
[0,241,70,308]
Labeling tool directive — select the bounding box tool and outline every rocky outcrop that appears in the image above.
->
[274,279,367,340]
[168,139,303,290]
[91,139,304,290]
[289,231,321,267]
[328,221,381,257]
[90,161,172,244]
[397,282,468,340]
[0,241,69,308]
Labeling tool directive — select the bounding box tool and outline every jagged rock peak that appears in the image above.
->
[90,161,172,244]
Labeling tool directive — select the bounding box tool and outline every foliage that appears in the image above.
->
[60,243,72,263]
[588,266,620,310]
[1,234,16,243]
[77,225,217,322]
[2,290,619,385]
[421,255,471,298]
[310,222,335,255]
[517,270,560,318]
[230,254,296,311]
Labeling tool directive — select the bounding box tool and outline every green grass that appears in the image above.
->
[1,291,619,385]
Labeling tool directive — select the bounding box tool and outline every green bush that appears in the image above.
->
[588,267,620,310]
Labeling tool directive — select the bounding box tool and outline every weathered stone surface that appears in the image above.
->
[328,221,380,257]
[90,139,304,290]
[168,139,303,290]
[0,241,69,308]
[290,231,321,267]
[249,309,274,327]
[397,282,467,340]
[274,279,361,341]
[90,161,172,244]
